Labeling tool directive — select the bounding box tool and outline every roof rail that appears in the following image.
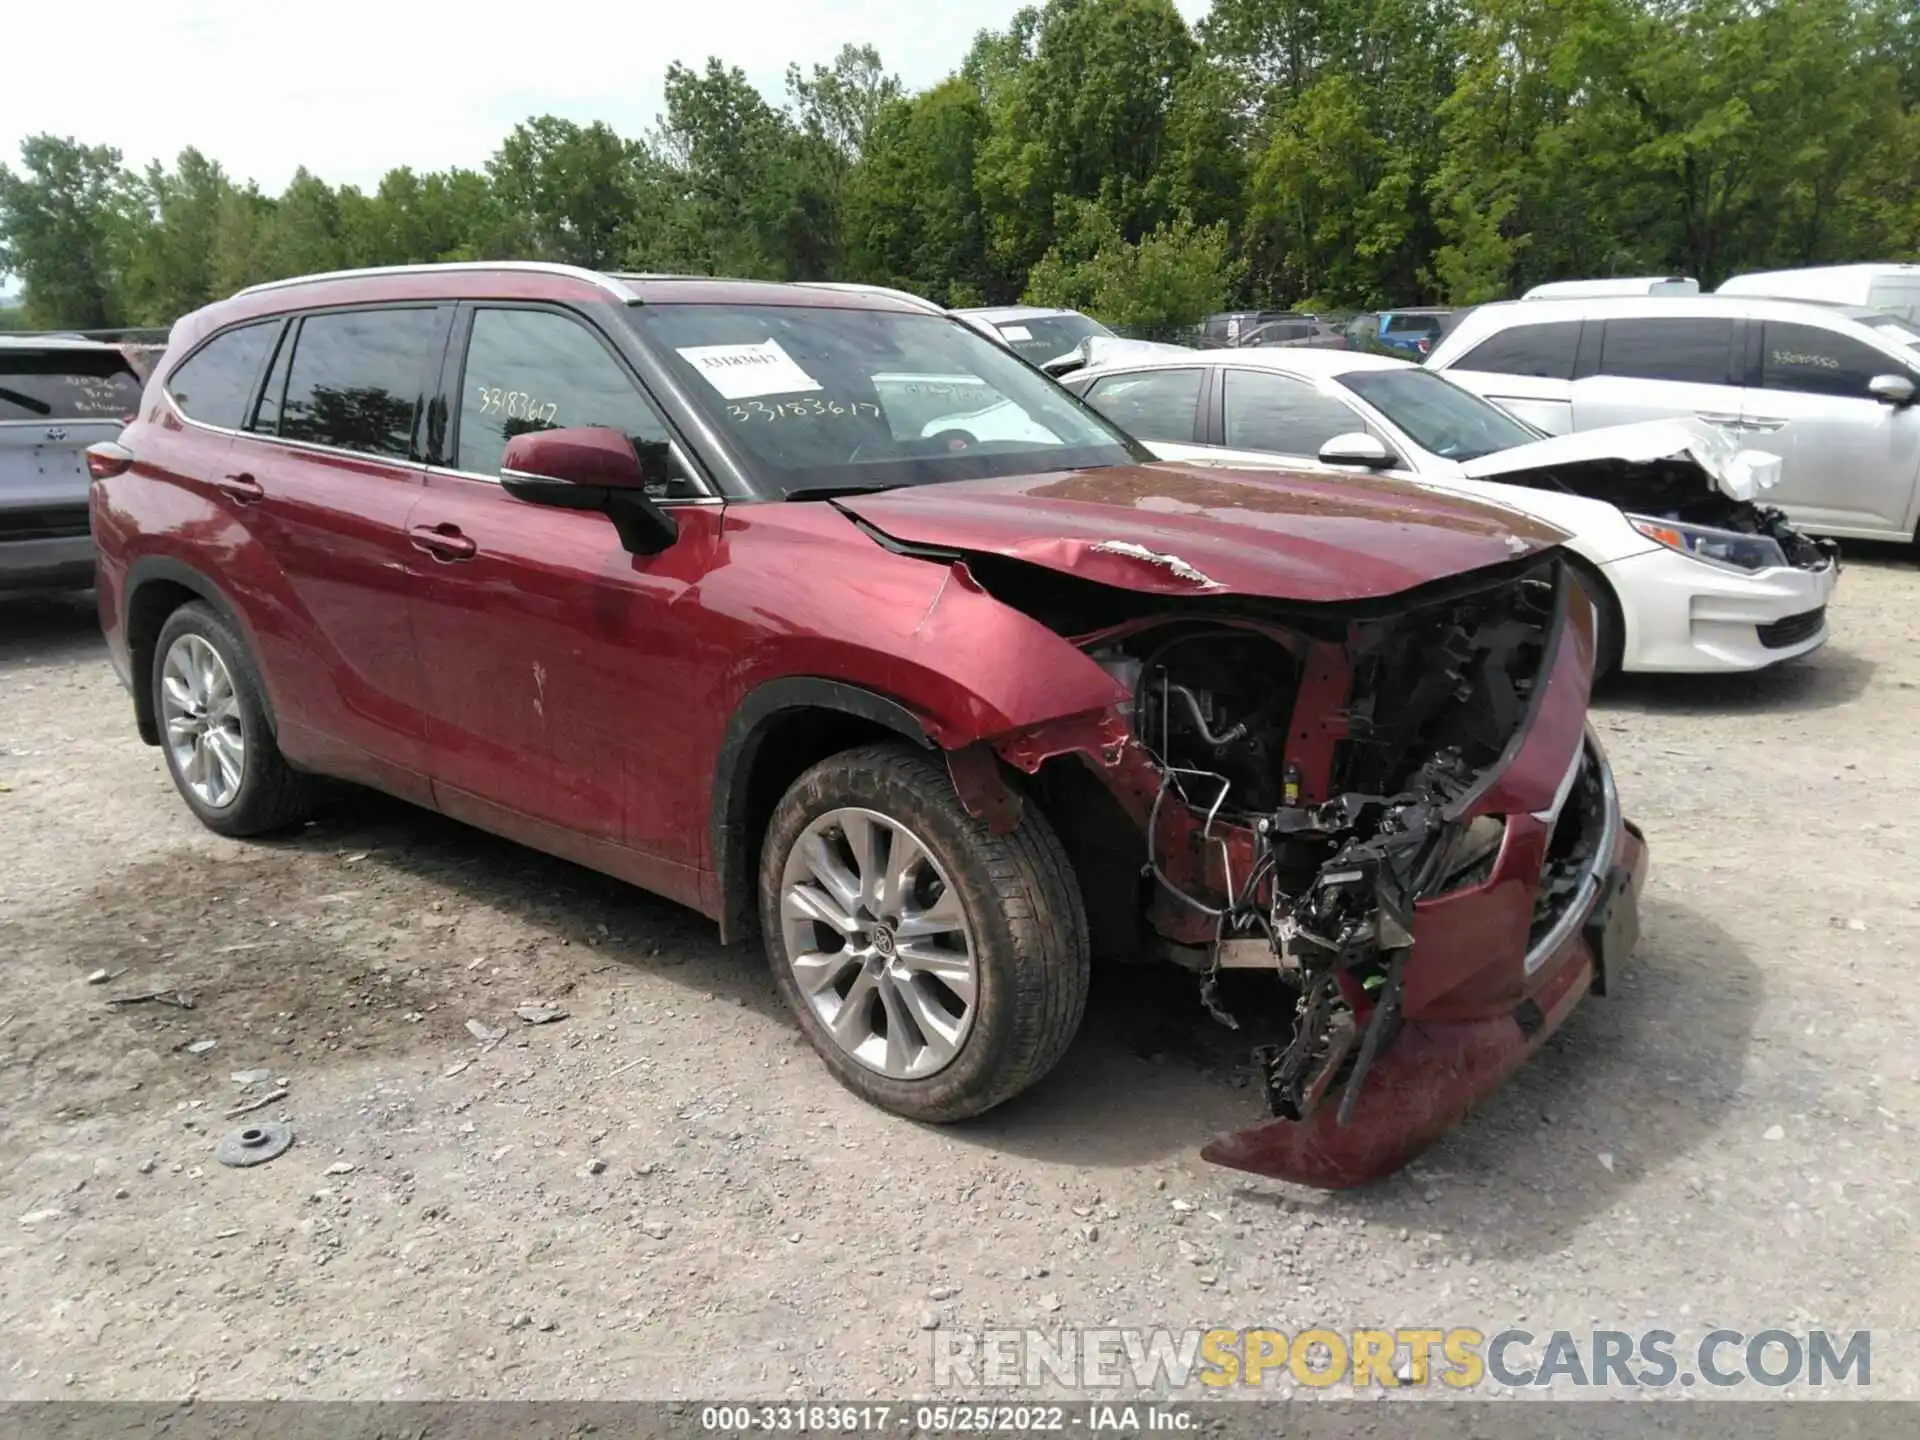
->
[234,260,635,302]
[796,281,947,314]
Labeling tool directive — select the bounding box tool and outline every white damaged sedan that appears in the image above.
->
[1060,344,1840,676]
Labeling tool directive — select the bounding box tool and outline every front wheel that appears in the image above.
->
[758,742,1089,1122]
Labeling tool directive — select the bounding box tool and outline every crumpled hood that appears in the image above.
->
[1459,418,1782,501]
[837,463,1565,603]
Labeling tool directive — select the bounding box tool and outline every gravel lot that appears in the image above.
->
[2,554,1917,1401]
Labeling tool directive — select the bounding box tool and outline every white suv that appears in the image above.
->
[1425,296,1920,542]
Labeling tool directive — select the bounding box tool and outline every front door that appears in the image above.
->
[404,303,719,905]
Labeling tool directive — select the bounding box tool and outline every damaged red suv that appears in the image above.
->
[89,265,1647,1187]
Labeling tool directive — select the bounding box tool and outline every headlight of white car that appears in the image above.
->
[1625,515,1787,573]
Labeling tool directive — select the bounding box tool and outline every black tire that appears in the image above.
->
[758,741,1089,1123]
[152,601,317,837]
[1570,559,1623,684]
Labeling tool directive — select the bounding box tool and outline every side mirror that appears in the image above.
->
[1318,432,1399,469]
[1868,373,1916,407]
[499,425,679,556]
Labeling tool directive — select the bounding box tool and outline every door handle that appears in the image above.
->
[409,522,477,562]
[1741,417,1787,433]
[1694,411,1745,429]
[214,471,265,504]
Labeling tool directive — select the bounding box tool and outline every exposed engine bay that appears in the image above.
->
[1067,558,1564,1129]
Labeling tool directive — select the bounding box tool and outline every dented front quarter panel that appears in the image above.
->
[707,489,1628,1193]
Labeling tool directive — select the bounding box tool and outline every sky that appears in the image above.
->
[6,0,1214,196]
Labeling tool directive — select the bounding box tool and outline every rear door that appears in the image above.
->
[1436,318,1583,433]
[1,344,143,550]
[1572,313,1746,436]
[1739,317,1920,538]
[226,304,451,797]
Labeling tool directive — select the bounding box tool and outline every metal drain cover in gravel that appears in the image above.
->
[216,1121,294,1168]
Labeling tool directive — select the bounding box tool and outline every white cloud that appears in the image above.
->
[6,0,1211,194]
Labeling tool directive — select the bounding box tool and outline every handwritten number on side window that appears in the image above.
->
[725,399,880,422]
[476,386,560,422]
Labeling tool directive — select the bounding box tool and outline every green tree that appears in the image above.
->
[0,135,134,328]
[1025,200,1241,328]
[487,118,645,268]
[788,44,903,161]
[845,79,995,303]
[975,0,1202,283]
[118,148,235,324]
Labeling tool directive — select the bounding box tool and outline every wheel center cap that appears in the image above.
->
[871,925,897,960]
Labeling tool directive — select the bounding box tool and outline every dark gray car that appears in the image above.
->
[1,336,144,591]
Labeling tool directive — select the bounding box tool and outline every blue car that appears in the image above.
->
[1347,309,1456,357]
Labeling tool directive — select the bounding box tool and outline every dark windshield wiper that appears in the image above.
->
[783,482,903,502]
[0,386,54,416]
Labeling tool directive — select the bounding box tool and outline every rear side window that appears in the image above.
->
[0,348,143,422]
[1222,369,1363,455]
[1452,321,1582,380]
[165,322,279,430]
[1597,317,1736,385]
[1760,322,1900,400]
[1083,369,1204,443]
[274,307,445,459]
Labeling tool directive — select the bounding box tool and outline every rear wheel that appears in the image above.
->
[153,602,317,836]
[759,742,1089,1122]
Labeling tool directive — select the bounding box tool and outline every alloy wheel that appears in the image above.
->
[778,807,978,1079]
[160,633,245,809]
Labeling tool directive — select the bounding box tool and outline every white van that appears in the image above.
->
[1425,294,1920,542]
[1716,264,1920,324]
[1523,276,1700,299]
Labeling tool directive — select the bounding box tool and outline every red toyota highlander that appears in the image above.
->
[87,264,1646,1187]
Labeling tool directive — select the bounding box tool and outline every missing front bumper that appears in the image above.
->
[1199,811,1647,1189]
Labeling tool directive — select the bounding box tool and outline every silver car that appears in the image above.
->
[951,305,1116,368]
[1,335,145,591]
[1424,296,1920,542]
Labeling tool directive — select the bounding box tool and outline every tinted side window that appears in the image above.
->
[1452,321,1582,380]
[1222,369,1362,455]
[456,307,698,499]
[1598,318,1735,385]
[276,307,444,458]
[1760,322,1898,400]
[1082,369,1204,442]
[165,322,278,430]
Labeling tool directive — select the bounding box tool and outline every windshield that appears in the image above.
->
[989,313,1114,364]
[1339,367,1542,461]
[1858,312,1920,355]
[631,303,1143,497]
[0,349,143,422]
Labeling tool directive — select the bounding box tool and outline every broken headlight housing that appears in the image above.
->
[1626,515,1787,573]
